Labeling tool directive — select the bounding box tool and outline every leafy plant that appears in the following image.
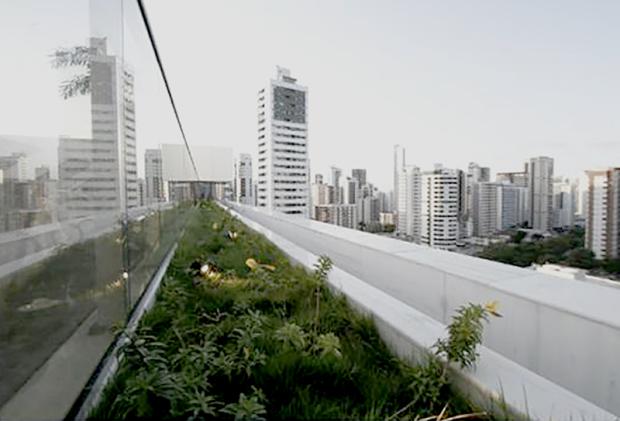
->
[434,304,488,369]
[313,332,342,358]
[275,322,307,351]
[221,388,267,421]
[312,255,333,329]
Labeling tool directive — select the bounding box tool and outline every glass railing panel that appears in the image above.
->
[0,1,199,419]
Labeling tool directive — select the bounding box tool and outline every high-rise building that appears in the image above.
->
[359,196,380,225]
[234,153,253,205]
[585,168,620,259]
[497,165,528,188]
[472,182,501,237]
[257,67,309,217]
[343,177,358,205]
[330,167,342,204]
[145,149,164,204]
[311,174,332,219]
[315,203,358,229]
[35,166,50,182]
[137,178,146,207]
[463,162,491,238]
[393,144,406,222]
[351,169,367,186]
[552,177,577,229]
[499,183,528,230]
[0,153,29,181]
[528,157,554,231]
[420,166,460,250]
[397,166,421,241]
[59,38,137,219]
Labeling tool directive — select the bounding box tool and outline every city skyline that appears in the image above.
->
[144,0,619,190]
[4,1,620,191]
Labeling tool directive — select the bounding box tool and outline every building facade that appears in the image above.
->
[420,166,460,250]
[499,184,528,230]
[393,144,406,224]
[528,156,554,231]
[585,169,620,259]
[234,153,253,205]
[59,38,137,220]
[315,203,358,230]
[145,149,164,204]
[552,177,577,229]
[397,165,421,241]
[472,182,501,237]
[257,67,309,216]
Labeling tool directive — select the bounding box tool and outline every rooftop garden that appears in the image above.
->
[90,202,499,420]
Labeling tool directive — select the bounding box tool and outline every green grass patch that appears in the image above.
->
[89,202,491,420]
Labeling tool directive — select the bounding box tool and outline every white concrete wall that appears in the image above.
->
[227,202,620,418]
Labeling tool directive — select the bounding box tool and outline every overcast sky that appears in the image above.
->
[1,1,619,191]
[145,0,620,190]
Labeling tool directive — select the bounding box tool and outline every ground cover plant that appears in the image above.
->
[90,201,499,420]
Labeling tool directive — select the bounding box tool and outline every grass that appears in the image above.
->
[89,202,491,420]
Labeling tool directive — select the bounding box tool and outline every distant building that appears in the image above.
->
[145,149,165,204]
[585,168,620,259]
[472,182,501,237]
[58,38,137,219]
[397,165,421,241]
[464,162,491,237]
[393,145,406,225]
[497,164,528,188]
[499,184,528,230]
[311,174,332,219]
[379,212,394,226]
[359,196,380,225]
[234,153,253,205]
[528,157,554,231]
[330,167,342,204]
[342,177,358,205]
[257,67,309,216]
[161,144,233,201]
[421,166,460,250]
[315,203,358,229]
[351,168,367,186]
[137,178,146,207]
[35,166,50,182]
[0,153,29,181]
[552,177,577,229]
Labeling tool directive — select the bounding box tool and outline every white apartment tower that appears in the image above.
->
[397,166,422,241]
[421,166,460,250]
[585,169,620,259]
[257,67,309,217]
[234,153,253,205]
[330,166,342,204]
[528,156,554,231]
[500,184,528,230]
[145,149,164,204]
[472,182,501,237]
[393,145,406,222]
[552,177,577,229]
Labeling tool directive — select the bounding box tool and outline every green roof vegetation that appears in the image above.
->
[90,202,497,420]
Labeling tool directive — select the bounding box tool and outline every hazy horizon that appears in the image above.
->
[145,0,619,190]
[1,0,619,190]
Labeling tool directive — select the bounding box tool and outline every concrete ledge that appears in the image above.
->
[224,202,619,420]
